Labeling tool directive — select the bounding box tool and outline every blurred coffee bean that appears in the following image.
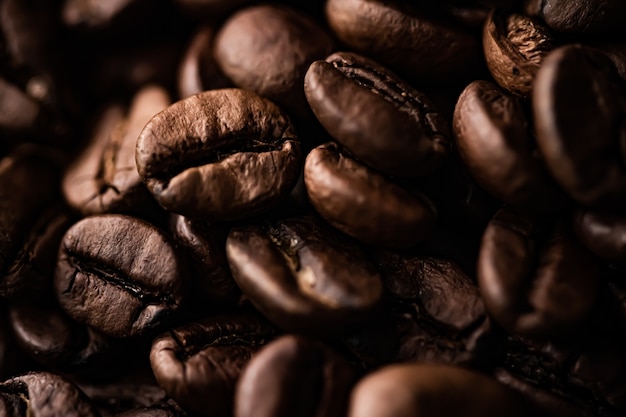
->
[63,86,170,217]
[8,291,129,380]
[136,88,302,221]
[325,0,484,85]
[1,204,72,298]
[305,51,451,178]
[494,368,598,417]
[478,208,599,340]
[533,44,626,209]
[0,145,63,297]
[453,80,567,212]
[54,214,187,338]
[177,25,230,99]
[574,209,626,268]
[234,335,357,417]
[304,142,437,248]
[376,252,499,368]
[214,4,334,123]
[525,0,626,37]
[173,0,254,18]
[226,216,383,334]
[150,314,275,417]
[348,363,530,417]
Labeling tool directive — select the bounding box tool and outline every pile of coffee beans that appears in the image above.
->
[1,0,626,416]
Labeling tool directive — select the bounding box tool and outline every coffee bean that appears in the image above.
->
[136,88,302,221]
[214,4,334,123]
[226,216,383,334]
[54,214,187,338]
[177,25,230,99]
[304,142,437,248]
[0,145,63,297]
[348,363,530,417]
[234,335,357,417]
[533,44,626,209]
[574,209,626,267]
[453,80,567,212]
[8,293,127,379]
[376,252,497,368]
[483,10,555,97]
[1,204,72,298]
[325,0,483,85]
[525,0,626,36]
[478,208,599,340]
[168,214,239,309]
[494,368,597,417]
[63,86,170,216]
[150,314,275,417]
[0,371,98,416]
[305,51,451,178]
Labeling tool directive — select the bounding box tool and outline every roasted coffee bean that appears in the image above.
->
[8,294,126,379]
[574,209,626,267]
[453,80,567,212]
[595,41,626,81]
[533,44,626,209]
[0,145,62,297]
[136,88,302,221]
[304,142,437,248]
[348,363,530,417]
[325,0,484,85]
[494,368,597,417]
[168,214,239,308]
[226,216,383,334]
[305,51,451,178]
[54,214,187,338]
[0,371,98,416]
[177,25,230,99]
[63,86,170,216]
[150,314,275,417]
[500,323,626,416]
[62,0,148,30]
[214,4,334,122]
[1,204,72,298]
[483,10,555,97]
[234,335,357,417]
[525,0,626,37]
[478,208,599,340]
[376,252,497,368]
